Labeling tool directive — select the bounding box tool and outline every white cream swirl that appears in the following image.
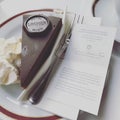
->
[0,37,21,85]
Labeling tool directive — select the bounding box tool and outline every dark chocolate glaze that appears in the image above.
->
[20,15,62,88]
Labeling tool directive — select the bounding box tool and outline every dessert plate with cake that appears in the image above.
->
[0,9,74,120]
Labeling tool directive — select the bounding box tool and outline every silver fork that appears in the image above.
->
[28,10,76,104]
[55,13,76,58]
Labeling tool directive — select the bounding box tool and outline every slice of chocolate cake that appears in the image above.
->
[20,14,62,88]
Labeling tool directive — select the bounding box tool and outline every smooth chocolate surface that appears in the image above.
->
[20,14,62,88]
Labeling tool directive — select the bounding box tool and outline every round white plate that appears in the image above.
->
[94,0,120,43]
[0,9,63,120]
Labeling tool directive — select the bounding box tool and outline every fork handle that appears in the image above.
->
[28,67,52,104]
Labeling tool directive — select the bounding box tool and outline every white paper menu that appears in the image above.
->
[37,24,116,120]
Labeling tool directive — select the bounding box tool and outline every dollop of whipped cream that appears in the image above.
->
[0,37,21,85]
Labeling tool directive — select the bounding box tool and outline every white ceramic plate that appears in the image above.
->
[0,9,63,120]
[94,0,120,43]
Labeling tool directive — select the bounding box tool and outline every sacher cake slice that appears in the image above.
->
[20,14,62,88]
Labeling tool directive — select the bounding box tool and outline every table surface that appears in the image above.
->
[0,0,120,120]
